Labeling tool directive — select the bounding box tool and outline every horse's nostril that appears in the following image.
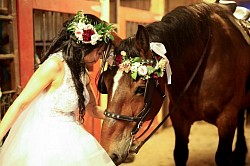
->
[110,153,119,162]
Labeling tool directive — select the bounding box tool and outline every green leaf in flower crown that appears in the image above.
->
[132,57,141,62]
[98,30,102,35]
[147,66,155,75]
[131,72,137,80]
[106,24,113,31]
[67,10,114,45]
[109,35,114,41]
[95,24,102,31]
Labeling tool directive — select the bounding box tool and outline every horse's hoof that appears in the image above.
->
[232,150,246,166]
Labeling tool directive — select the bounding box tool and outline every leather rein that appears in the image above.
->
[104,27,211,154]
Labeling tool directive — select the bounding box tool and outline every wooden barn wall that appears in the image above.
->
[17,0,102,141]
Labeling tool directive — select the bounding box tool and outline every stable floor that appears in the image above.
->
[122,121,250,166]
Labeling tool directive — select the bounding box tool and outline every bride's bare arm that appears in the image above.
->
[0,57,63,141]
[85,83,105,119]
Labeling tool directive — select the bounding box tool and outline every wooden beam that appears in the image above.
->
[33,0,100,16]
[17,0,34,88]
[118,6,160,38]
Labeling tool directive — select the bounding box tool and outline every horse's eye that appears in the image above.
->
[135,86,145,95]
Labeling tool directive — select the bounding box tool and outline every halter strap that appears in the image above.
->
[104,110,140,122]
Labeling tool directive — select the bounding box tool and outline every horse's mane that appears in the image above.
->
[116,3,232,59]
[114,36,141,59]
[150,3,234,57]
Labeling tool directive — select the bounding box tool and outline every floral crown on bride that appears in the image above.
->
[67,10,114,45]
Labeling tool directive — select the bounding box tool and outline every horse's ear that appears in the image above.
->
[111,31,122,47]
[217,0,237,13]
[135,25,150,58]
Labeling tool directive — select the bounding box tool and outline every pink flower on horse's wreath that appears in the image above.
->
[115,54,123,66]
[119,59,131,73]
[151,73,159,79]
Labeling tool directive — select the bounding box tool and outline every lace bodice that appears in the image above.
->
[0,51,115,166]
[43,51,90,116]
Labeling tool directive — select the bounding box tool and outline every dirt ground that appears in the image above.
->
[121,121,250,166]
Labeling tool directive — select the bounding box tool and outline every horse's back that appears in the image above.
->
[161,2,250,121]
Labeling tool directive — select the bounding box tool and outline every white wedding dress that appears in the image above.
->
[0,51,114,166]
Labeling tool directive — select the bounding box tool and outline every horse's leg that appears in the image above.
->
[215,109,238,166]
[232,109,247,166]
[171,111,192,166]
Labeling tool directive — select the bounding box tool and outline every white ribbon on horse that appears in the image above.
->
[150,42,172,84]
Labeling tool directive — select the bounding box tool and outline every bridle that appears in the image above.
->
[104,76,166,155]
[104,77,166,135]
[103,26,211,154]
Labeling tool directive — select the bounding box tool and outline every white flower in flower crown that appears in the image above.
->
[75,28,83,41]
[84,24,94,30]
[67,10,114,45]
[138,65,147,76]
[119,59,131,73]
[77,21,85,30]
[97,34,103,41]
[90,33,100,45]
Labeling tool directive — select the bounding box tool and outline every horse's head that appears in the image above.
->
[100,25,167,165]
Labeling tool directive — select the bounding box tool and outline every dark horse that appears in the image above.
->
[99,2,250,166]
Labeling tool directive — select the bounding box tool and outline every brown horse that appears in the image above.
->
[99,2,250,166]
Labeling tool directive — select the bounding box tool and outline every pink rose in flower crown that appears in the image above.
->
[75,29,83,41]
[67,10,114,45]
[83,29,95,42]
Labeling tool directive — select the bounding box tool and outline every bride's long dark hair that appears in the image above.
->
[40,14,112,122]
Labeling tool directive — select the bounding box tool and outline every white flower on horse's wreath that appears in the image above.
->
[67,10,114,45]
[121,51,127,56]
[115,51,168,80]
[158,59,168,69]
[130,62,140,73]
[138,65,147,76]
